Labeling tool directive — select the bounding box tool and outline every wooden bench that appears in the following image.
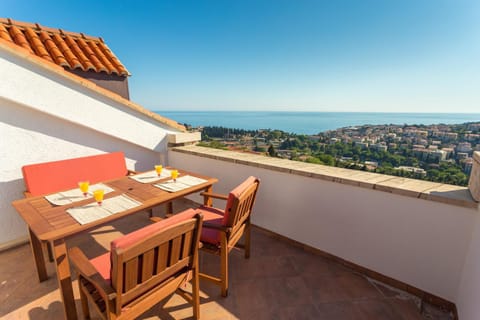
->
[21,152,133,263]
[22,151,131,197]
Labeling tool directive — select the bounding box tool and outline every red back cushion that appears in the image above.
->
[223,176,258,226]
[22,152,128,196]
[111,208,197,251]
[88,209,198,285]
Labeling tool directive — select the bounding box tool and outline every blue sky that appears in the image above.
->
[2,0,479,113]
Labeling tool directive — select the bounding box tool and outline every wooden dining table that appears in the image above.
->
[11,168,217,320]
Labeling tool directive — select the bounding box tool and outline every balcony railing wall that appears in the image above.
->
[170,145,480,318]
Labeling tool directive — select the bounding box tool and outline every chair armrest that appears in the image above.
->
[68,247,116,300]
[127,170,138,175]
[150,216,163,223]
[200,192,228,201]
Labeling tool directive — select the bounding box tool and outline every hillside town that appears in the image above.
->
[196,122,480,186]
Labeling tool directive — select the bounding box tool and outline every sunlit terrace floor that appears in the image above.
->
[1,199,454,320]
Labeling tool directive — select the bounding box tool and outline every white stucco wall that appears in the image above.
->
[170,150,478,304]
[0,46,181,247]
[457,214,480,320]
[0,97,164,247]
[0,46,179,152]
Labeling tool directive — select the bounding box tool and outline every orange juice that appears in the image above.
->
[155,165,163,176]
[93,189,104,205]
[171,169,179,181]
[78,181,89,196]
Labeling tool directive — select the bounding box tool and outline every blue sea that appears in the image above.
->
[155,111,480,135]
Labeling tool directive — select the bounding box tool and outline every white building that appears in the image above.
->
[0,22,199,248]
[457,142,473,154]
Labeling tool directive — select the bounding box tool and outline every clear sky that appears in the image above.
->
[2,0,479,113]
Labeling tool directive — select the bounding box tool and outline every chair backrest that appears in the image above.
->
[22,152,128,196]
[223,176,260,236]
[109,209,203,314]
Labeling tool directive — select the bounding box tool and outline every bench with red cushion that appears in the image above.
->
[22,152,129,196]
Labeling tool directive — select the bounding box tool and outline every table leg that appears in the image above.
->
[166,202,173,215]
[204,186,213,207]
[52,239,78,320]
[28,228,48,282]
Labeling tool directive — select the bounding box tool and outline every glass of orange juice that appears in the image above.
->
[171,169,179,182]
[155,165,163,176]
[78,181,89,197]
[93,189,104,206]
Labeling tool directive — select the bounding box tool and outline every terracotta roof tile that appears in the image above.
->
[39,31,69,67]
[51,33,82,69]
[8,25,33,53]
[0,18,129,76]
[63,35,96,71]
[0,23,11,42]
[24,28,52,62]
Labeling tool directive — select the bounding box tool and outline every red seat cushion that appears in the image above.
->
[22,152,128,196]
[196,206,225,245]
[223,176,258,225]
[90,252,111,282]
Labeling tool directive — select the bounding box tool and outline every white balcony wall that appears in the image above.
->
[457,215,480,319]
[0,46,177,248]
[170,149,478,306]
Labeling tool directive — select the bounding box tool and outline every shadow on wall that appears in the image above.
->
[0,178,29,240]
[0,97,164,171]
[429,188,479,208]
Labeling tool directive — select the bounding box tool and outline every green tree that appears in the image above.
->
[268,144,277,157]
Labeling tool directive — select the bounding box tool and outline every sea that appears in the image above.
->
[154,111,480,135]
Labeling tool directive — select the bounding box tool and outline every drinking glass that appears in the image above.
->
[155,165,163,176]
[171,169,179,182]
[93,189,104,206]
[78,181,89,197]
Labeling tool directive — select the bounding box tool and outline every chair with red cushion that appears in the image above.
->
[197,176,260,297]
[68,209,203,320]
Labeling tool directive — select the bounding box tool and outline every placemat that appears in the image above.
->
[45,183,114,206]
[66,194,142,225]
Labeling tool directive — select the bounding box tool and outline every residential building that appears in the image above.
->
[457,142,473,154]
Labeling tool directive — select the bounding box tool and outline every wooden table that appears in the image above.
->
[12,169,217,320]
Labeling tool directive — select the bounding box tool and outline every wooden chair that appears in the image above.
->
[68,209,203,319]
[196,176,260,296]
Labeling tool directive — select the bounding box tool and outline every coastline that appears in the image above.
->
[155,111,480,135]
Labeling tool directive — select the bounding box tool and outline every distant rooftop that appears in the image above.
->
[0,18,129,76]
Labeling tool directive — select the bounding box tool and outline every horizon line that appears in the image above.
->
[153,110,480,114]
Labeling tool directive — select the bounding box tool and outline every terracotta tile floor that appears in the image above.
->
[0,200,454,319]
